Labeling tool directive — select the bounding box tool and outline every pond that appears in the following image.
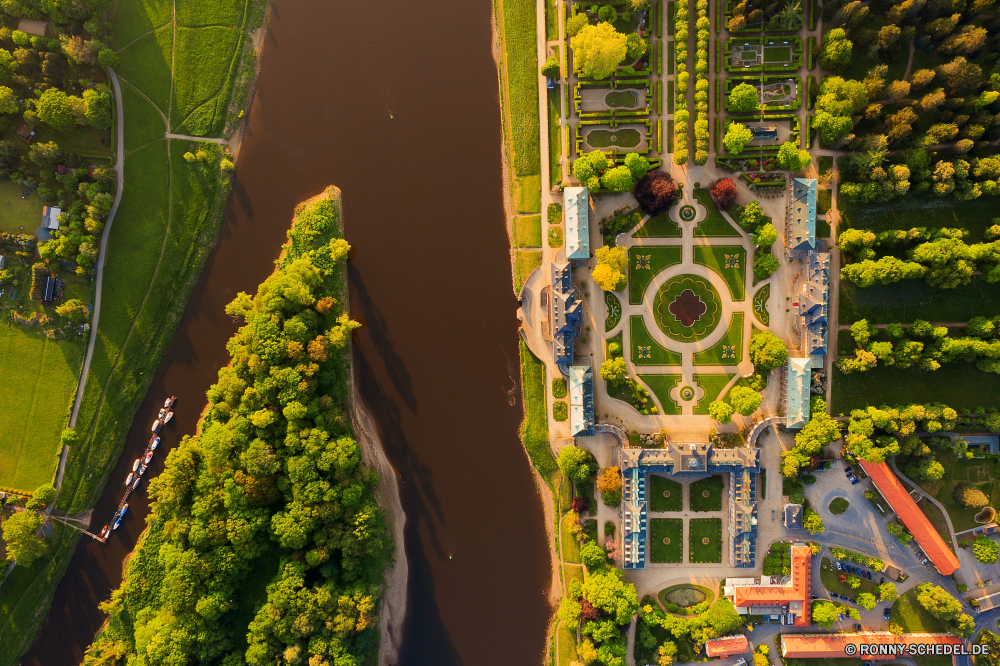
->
[605,90,639,108]
[586,128,642,148]
[662,585,713,608]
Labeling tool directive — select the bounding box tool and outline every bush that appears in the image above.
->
[97,48,119,68]
[974,536,998,563]
[553,402,568,421]
[634,170,677,214]
[955,483,990,508]
[708,177,737,209]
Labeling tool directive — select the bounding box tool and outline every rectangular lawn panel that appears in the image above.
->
[650,518,683,563]
[514,250,542,294]
[0,327,83,491]
[628,245,682,304]
[689,518,722,563]
[838,278,1000,324]
[831,360,1000,414]
[637,374,684,415]
[560,513,582,563]
[500,0,541,177]
[514,215,542,247]
[548,87,562,190]
[634,210,682,238]
[650,475,683,512]
[840,195,1000,242]
[693,189,741,237]
[693,373,735,414]
[693,312,744,365]
[762,46,792,62]
[630,316,682,366]
[0,181,46,233]
[693,244,746,300]
[116,25,174,116]
[516,175,542,214]
[689,475,723,512]
[817,188,831,214]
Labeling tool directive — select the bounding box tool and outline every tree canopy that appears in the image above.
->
[728,83,758,112]
[723,122,753,155]
[748,331,788,370]
[571,23,628,80]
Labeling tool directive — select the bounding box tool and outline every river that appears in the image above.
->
[22,0,550,664]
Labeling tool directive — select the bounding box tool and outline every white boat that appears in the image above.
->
[144,451,154,465]
[164,396,176,408]
[100,524,111,539]
[118,503,128,519]
[151,419,162,433]
[113,516,122,530]
[125,472,134,486]
[149,436,160,451]
[132,459,141,472]
[137,464,147,476]
[131,476,141,491]
[163,411,173,424]
[158,408,167,420]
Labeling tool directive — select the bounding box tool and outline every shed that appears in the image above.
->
[42,275,56,303]
[40,206,61,230]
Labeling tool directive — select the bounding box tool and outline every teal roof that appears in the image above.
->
[789,178,816,254]
[785,357,812,429]
[569,364,595,436]
[565,187,590,260]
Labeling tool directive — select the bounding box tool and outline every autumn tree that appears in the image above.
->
[592,245,628,291]
[708,177,737,209]
[571,22,627,79]
[634,170,678,214]
[937,57,982,96]
[955,483,989,508]
[596,466,623,505]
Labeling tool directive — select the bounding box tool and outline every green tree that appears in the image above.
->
[566,12,589,37]
[849,319,875,347]
[804,509,825,534]
[573,149,609,185]
[571,23,627,80]
[97,48,119,68]
[541,55,560,78]
[37,88,76,132]
[625,33,647,60]
[812,601,841,628]
[624,152,650,179]
[819,28,853,72]
[753,253,779,279]
[557,445,595,484]
[777,141,812,170]
[879,582,898,602]
[748,331,788,369]
[0,85,16,115]
[857,592,877,610]
[28,140,61,165]
[581,540,607,567]
[25,483,57,511]
[752,223,777,248]
[728,83,758,112]
[2,510,46,566]
[709,400,734,424]
[915,583,975,636]
[974,537,998,564]
[601,356,628,386]
[580,568,639,625]
[558,596,582,625]
[723,122,753,154]
[739,201,764,231]
[730,386,762,416]
[602,164,635,192]
[887,521,913,543]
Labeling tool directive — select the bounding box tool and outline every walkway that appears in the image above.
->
[58,66,126,489]
[164,132,227,144]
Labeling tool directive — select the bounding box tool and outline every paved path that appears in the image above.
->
[57,67,126,490]
[889,456,960,552]
[165,132,227,144]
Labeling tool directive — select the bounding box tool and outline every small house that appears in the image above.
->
[42,275,56,303]
[40,206,61,231]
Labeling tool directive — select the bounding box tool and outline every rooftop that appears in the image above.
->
[781,633,961,659]
[726,543,811,626]
[859,460,961,575]
[788,178,816,255]
[705,635,749,658]
[785,357,812,429]
[564,187,590,261]
[568,364,595,436]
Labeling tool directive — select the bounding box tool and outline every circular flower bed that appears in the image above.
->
[679,204,696,221]
[654,274,722,342]
[680,386,695,401]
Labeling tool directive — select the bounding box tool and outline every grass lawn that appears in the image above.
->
[689,518,722,563]
[628,245,683,304]
[634,209,683,238]
[650,475,683,512]
[693,244,746,300]
[514,214,542,247]
[561,513,582,564]
[498,0,541,178]
[514,250,542,294]
[752,284,769,326]
[650,518,683,563]
[690,475,723,512]
[548,226,563,248]
[891,587,947,634]
[820,557,878,598]
[638,374,684,415]
[693,189,741,237]
[692,312,744,366]
[924,450,1000,533]
[829,497,850,514]
[584,518,597,543]
[518,340,557,476]
[818,155,833,176]
[515,175,542,214]
[831,361,1000,414]
[171,25,244,133]
[693,373,734,414]
[816,218,831,238]
[548,87,562,190]
[817,188,831,214]
[838,278,1000,324]
[0,182,45,234]
[557,621,578,666]
[0,326,84,491]
[840,194,1000,242]
[630,315,682,366]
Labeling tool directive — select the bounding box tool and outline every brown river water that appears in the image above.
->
[22,0,550,663]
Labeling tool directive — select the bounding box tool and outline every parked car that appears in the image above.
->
[880,577,885,584]
[883,608,891,620]
[855,623,863,631]
[845,466,853,474]
[849,598,856,603]
[838,614,846,621]
[850,478,859,484]
[866,571,872,580]
[811,594,818,599]
[922,558,929,565]
[836,562,842,570]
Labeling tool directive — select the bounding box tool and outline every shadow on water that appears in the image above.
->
[22,0,551,663]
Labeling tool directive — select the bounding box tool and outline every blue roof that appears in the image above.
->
[569,365,595,436]
[785,357,812,429]
[750,126,778,140]
[564,187,590,260]
[789,178,816,254]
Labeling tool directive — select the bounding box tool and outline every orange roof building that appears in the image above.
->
[781,633,961,659]
[706,635,750,658]
[859,460,961,575]
[724,543,811,627]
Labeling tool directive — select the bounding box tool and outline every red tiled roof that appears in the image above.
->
[781,633,961,659]
[860,460,961,575]
[706,635,749,658]
[731,544,811,626]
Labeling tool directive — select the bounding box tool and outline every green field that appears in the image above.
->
[891,588,947,634]
[693,189,741,237]
[638,374,684,415]
[693,373,734,414]
[630,316,682,366]
[514,215,542,247]
[514,250,542,293]
[548,87,562,190]
[0,327,83,491]
[690,475,723,512]
[693,313,744,366]
[634,209,683,238]
[650,475,683,512]
[831,361,1000,414]
[650,518,683,563]
[922,450,1000,533]
[840,193,1000,241]
[839,278,1000,324]
[763,45,792,62]
[694,244,746,300]
[629,245,683,304]
[498,0,541,177]
[689,518,722,563]
[0,182,45,234]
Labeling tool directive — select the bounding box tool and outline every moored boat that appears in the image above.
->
[125,472,134,486]
[100,524,111,539]
[144,451,154,465]
[137,464,147,476]
[132,459,140,472]
[164,396,176,409]
[158,408,167,420]
[152,419,162,433]
[131,476,141,491]
[113,516,122,530]
[163,410,173,424]
[149,436,160,451]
